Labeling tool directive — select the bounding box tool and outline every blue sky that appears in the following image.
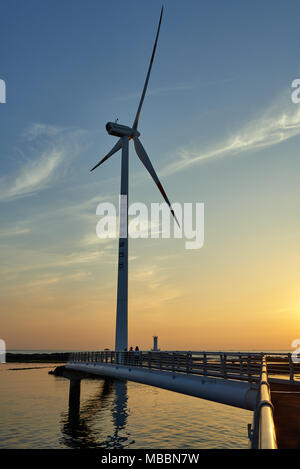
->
[1,0,300,349]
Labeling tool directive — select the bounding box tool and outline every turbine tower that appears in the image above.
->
[91,6,178,351]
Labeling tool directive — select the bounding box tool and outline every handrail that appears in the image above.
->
[68,350,295,383]
[68,349,293,356]
[68,350,267,382]
[251,356,277,449]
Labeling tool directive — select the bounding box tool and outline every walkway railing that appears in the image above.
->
[250,356,277,449]
[68,350,297,383]
[69,351,269,382]
[67,350,296,449]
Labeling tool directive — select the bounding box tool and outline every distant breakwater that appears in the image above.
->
[6,352,70,363]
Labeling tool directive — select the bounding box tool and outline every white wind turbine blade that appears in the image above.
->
[132,6,164,130]
[133,137,179,227]
[90,138,122,172]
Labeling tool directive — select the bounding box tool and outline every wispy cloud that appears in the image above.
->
[23,270,91,289]
[22,122,67,140]
[113,82,194,102]
[0,123,84,201]
[0,226,31,237]
[0,248,107,278]
[131,263,182,311]
[113,77,237,103]
[0,149,63,200]
[161,93,300,176]
[81,232,115,247]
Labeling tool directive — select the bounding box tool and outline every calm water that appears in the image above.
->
[0,362,252,449]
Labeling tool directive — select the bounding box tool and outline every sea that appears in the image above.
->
[0,349,291,449]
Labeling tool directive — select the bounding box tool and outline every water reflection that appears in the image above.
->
[61,378,132,448]
[109,380,130,448]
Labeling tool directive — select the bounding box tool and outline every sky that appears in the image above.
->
[0,0,300,351]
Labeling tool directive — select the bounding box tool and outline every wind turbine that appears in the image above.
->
[91,6,178,351]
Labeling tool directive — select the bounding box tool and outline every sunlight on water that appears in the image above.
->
[0,363,252,448]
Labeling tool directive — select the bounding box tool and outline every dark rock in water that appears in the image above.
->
[49,365,97,381]
[49,365,67,376]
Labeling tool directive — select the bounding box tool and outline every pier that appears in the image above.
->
[59,350,300,449]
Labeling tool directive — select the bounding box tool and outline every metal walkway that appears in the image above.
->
[66,350,300,449]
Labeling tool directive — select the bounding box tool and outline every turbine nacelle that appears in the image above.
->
[106,122,140,138]
[91,7,178,226]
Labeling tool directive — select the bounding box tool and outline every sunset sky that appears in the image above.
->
[1,0,300,351]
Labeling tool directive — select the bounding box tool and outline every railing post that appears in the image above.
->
[288,353,294,383]
[172,352,175,372]
[222,353,227,378]
[247,355,251,381]
[260,353,264,380]
[186,352,190,373]
[148,351,151,369]
[239,355,243,377]
[203,353,207,376]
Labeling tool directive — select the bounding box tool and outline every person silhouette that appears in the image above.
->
[134,346,140,365]
[128,346,134,365]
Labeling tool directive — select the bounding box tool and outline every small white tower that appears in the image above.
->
[152,336,159,351]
